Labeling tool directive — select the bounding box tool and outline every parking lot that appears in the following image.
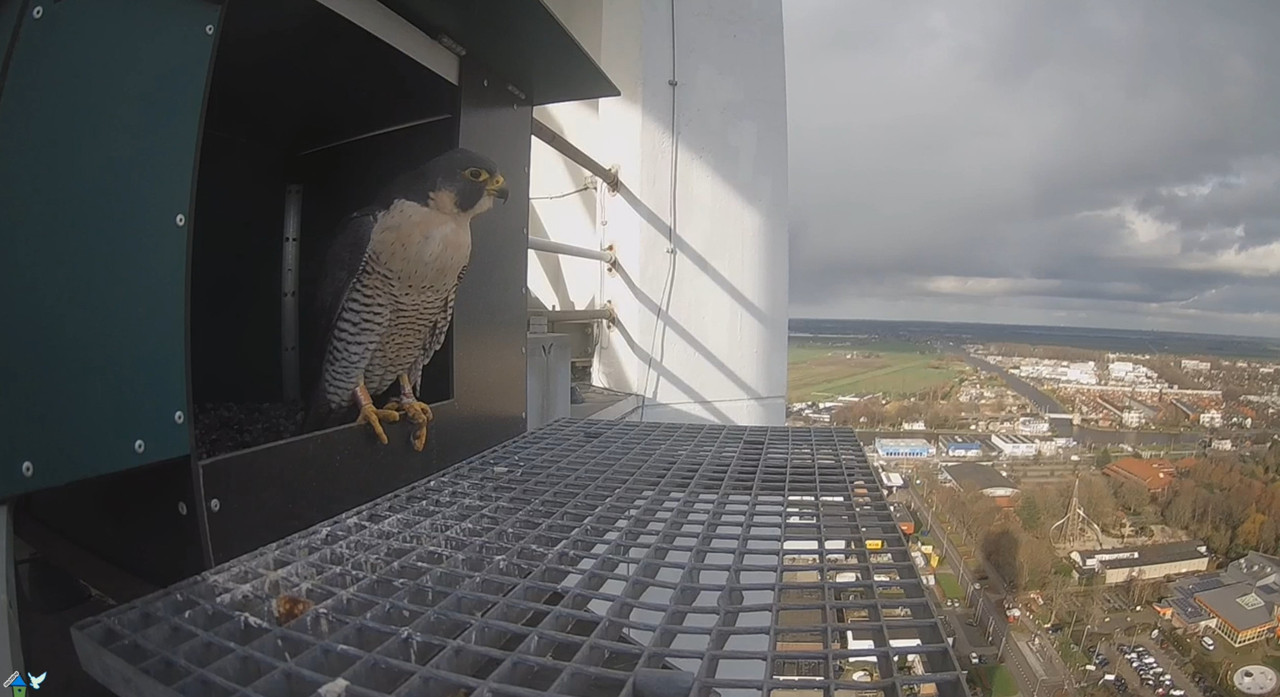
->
[1093,636,1217,697]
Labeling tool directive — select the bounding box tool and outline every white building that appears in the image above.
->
[1182,359,1211,372]
[1122,409,1147,428]
[1016,416,1050,435]
[530,0,789,425]
[874,438,937,459]
[1109,361,1135,380]
[1036,438,1061,456]
[1212,439,1234,451]
[1200,410,1223,428]
[991,434,1039,458]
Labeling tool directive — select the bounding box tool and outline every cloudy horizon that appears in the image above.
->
[783,1,1280,339]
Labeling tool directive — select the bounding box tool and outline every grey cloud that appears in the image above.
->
[784,0,1280,336]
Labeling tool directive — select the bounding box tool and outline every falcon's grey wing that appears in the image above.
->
[410,264,467,393]
[302,208,378,432]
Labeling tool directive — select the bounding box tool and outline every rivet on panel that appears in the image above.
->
[174,410,186,424]
[521,346,526,354]
[205,24,215,35]
[134,439,146,454]
[21,461,33,478]
[177,501,188,516]
[175,213,186,227]
[31,6,43,20]
[209,498,221,513]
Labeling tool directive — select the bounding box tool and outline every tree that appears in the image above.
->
[1076,476,1121,531]
[1113,478,1150,514]
[1236,511,1267,551]
[1095,448,1113,468]
[1018,495,1043,531]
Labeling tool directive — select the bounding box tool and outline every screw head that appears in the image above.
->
[209,498,221,513]
[134,439,146,453]
[31,6,42,19]
[521,346,526,354]
[21,461,33,478]
[175,213,186,226]
[177,501,188,516]
[205,24,214,35]
[483,79,489,87]
[174,410,186,424]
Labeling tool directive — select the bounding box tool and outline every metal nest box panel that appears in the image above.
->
[73,420,965,697]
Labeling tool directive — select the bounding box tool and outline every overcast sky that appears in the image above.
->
[783,1,1280,338]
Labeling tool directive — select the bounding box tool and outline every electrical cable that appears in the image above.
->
[638,0,681,422]
[530,184,593,201]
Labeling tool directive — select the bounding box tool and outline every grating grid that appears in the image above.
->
[73,419,967,697]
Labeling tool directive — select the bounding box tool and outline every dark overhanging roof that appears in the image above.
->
[382,0,621,106]
[944,462,1017,493]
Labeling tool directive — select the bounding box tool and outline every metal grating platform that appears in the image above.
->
[73,419,966,697]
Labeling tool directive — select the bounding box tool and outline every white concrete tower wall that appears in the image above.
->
[531,0,790,425]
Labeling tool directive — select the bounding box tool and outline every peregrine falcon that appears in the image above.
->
[303,148,508,450]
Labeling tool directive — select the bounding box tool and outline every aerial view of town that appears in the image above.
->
[788,319,1280,697]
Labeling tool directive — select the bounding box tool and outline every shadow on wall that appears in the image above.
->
[530,4,789,411]
[612,260,764,402]
[528,205,580,313]
[606,316,734,424]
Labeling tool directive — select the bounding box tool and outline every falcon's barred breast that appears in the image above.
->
[304,149,508,451]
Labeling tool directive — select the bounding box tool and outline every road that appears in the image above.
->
[902,486,1069,697]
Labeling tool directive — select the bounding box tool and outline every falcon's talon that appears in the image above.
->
[356,405,400,445]
[393,400,433,452]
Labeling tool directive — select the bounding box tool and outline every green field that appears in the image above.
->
[936,571,963,600]
[788,338,965,402]
[973,665,1018,697]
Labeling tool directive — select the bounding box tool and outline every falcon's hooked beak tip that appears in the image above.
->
[490,184,510,204]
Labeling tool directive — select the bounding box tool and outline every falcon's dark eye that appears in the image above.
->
[463,168,489,182]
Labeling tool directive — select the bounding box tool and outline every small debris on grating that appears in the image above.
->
[317,676,350,697]
[274,595,314,626]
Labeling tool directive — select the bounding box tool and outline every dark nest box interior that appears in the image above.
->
[191,0,459,459]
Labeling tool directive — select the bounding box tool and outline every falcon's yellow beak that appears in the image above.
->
[487,175,509,203]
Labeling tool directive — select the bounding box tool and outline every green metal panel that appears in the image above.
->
[381,0,619,106]
[0,0,220,497]
[0,0,22,83]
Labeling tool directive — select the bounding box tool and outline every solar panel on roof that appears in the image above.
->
[1186,578,1225,594]
[1171,598,1209,619]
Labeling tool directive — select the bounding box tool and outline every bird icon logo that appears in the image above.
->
[3,669,45,695]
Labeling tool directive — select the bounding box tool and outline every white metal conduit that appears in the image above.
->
[527,118,617,326]
[527,118,618,267]
[527,236,615,265]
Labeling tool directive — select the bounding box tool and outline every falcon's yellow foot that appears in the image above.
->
[355,405,400,445]
[386,400,433,451]
[389,374,434,451]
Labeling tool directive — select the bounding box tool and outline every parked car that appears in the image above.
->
[1201,636,1216,651]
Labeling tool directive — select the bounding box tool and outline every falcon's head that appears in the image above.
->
[395,148,510,217]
